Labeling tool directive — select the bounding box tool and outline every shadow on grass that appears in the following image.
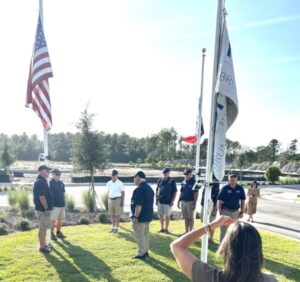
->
[52,239,120,282]
[44,248,90,282]
[264,257,300,281]
[142,256,189,282]
[119,225,219,258]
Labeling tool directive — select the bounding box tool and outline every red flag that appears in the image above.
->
[183,121,204,144]
[183,136,198,144]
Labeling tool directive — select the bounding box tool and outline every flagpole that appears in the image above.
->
[39,0,52,247]
[38,0,48,166]
[194,48,206,183]
[200,0,224,262]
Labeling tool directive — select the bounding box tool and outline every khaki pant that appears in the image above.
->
[157,203,172,217]
[51,207,66,221]
[35,210,51,230]
[220,209,240,242]
[109,198,123,217]
[181,201,196,219]
[132,222,150,256]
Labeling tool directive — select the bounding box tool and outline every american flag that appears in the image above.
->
[26,15,53,131]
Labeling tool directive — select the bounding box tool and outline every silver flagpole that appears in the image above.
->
[39,0,51,247]
[200,0,224,262]
[194,48,206,184]
[39,0,48,166]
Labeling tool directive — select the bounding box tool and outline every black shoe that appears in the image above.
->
[158,229,165,233]
[132,254,147,259]
[51,232,57,241]
[145,251,150,258]
[39,246,51,254]
[56,231,66,238]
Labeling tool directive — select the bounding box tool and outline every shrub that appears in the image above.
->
[265,166,281,183]
[7,191,18,208]
[21,209,34,218]
[4,187,8,192]
[100,192,109,212]
[17,190,30,211]
[82,191,94,212]
[0,188,2,192]
[0,224,7,235]
[157,161,165,168]
[66,194,75,212]
[0,211,6,222]
[20,185,32,191]
[279,176,300,185]
[79,216,90,225]
[16,218,30,231]
[98,213,108,223]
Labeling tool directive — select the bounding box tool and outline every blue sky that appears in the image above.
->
[0,0,299,149]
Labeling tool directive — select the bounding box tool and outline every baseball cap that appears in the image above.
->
[38,165,51,172]
[133,171,146,179]
[112,169,118,176]
[52,168,61,174]
[228,172,238,178]
[183,168,193,175]
[162,167,170,174]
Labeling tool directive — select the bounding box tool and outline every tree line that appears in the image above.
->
[0,121,299,169]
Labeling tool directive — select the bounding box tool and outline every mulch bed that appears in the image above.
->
[0,207,184,236]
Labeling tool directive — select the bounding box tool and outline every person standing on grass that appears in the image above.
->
[106,170,125,234]
[50,169,66,241]
[170,216,278,282]
[131,171,154,259]
[156,167,177,234]
[200,175,220,243]
[245,181,260,222]
[177,169,198,234]
[33,165,53,254]
[217,173,246,242]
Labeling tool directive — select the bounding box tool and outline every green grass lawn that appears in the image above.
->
[0,221,299,282]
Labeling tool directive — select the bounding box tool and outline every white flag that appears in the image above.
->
[213,20,238,182]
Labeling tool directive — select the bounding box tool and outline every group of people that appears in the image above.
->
[32,165,273,281]
[33,165,66,253]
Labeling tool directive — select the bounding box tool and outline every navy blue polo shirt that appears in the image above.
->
[50,179,65,207]
[156,177,177,205]
[180,178,196,202]
[217,184,246,210]
[131,181,154,223]
[33,175,53,211]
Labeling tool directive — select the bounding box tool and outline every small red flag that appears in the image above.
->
[183,136,198,144]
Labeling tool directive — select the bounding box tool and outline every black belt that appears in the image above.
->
[223,207,239,212]
[110,197,121,200]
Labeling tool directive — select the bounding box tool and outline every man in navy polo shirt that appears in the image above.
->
[217,173,246,242]
[50,169,66,241]
[177,169,198,234]
[156,167,177,234]
[131,171,154,259]
[33,165,53,254]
